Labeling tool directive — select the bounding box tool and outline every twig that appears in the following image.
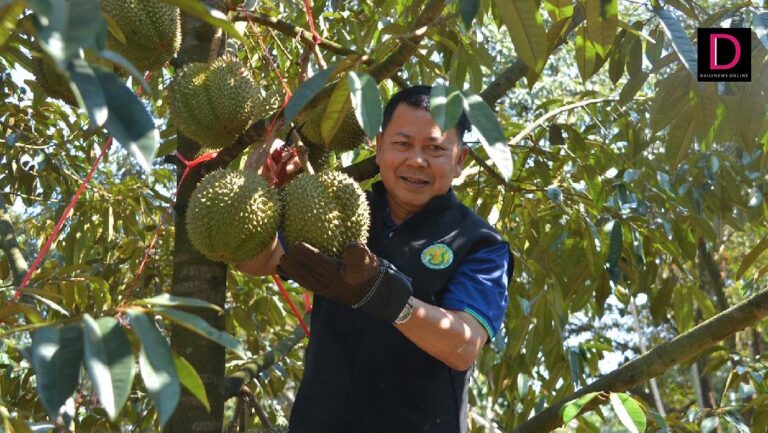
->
[209,28,224,61]
[234,12,364,60]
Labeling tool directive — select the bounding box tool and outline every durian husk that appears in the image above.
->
[29,50,77,106]
[169,57,278,149]
[298,107,366,152]
[186,169,280,264]
[101,0,181,72]
[281,171,370,257]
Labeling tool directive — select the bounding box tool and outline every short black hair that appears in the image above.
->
[381,85,472,143]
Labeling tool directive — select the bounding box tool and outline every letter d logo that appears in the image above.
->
[710,33,741,70]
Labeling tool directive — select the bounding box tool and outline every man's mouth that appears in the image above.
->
[399,175,430,186]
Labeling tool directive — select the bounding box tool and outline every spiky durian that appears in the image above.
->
[101,0,181,72]
[281,171,370,257]
[29,50,77,106]
[298,107,366,152]
[169,57,276,149]
[186,169,279,264]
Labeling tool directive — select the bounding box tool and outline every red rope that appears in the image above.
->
[14,137,113,300]
[302,0,323,44]
[273,275,310,337]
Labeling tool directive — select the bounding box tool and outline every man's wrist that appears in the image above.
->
[394,296,415,324]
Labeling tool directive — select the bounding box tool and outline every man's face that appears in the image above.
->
[375,104,468,220]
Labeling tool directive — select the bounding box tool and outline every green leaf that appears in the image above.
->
[607,219,623,283]
[82,315,135,421]
[68,58,108,126]
[429,85,464,133]
[30,324,84,419]
[495,0,549,74]
[575,26,599,81]
[28,0,107,66]
[160,0,245,44]
[347,71,383,139]
[561,392,600,423]
[736,235,768,280]
[321,78,351,146]
[95,50,151,95]
[701,416,719,433]
[173,354,210,412]
[544,0,574,22]
[0,0,25,48]
[284,65,336,125]
[648,410,668,429]
[459,0,480,27]
[645,26,665,66]
[585,0,619,57]
[134,294,223,312]
[127,310,180,428]
[619,71,649,106]
[609,393,646,433]
[460,92,512,180]
[94,67,159,172]
[152,307,246,358]
[655,8,697,77]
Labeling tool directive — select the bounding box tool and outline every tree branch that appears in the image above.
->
[234,12,363,59]
[0,197,29,287]
[512,288,768,433]
[368,0,447,82]
[223,319,309,400]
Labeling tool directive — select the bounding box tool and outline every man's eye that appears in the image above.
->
[393,141,409,147]
[430,145,446,152]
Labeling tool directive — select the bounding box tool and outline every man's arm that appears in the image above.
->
[235,235,285,276]
[394,298,487,371]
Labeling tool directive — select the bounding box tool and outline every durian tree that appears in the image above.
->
[3,0,768,432]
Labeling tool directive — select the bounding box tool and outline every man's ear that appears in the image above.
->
[375,132,383,166]
[454,144,469,177]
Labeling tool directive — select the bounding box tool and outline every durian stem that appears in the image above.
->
[292,130,315,175]
[209,28,224,62]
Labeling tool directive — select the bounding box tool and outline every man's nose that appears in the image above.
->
[405,149,427,167]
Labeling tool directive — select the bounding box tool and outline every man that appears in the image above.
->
[237,85,512,433]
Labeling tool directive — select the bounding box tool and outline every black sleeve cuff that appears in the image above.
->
[353,259,412,322]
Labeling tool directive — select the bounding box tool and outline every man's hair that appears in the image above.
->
[381,85,472,144]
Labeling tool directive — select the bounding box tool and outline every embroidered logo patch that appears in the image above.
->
[421,243,453,269]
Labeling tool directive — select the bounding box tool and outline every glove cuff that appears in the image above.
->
[353,259,412,322]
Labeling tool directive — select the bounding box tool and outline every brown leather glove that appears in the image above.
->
[277,242,413,322]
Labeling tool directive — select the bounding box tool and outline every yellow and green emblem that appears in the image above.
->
[421,243,453,269]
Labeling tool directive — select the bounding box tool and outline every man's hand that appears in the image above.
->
[278,242,412,322]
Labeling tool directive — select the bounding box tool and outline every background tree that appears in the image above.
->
[2,0,768,432]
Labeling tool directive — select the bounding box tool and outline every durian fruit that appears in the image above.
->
[29,51,77,106]
[169,57,273,149]
[186,169,280,264]
[281,171,370,257]
[298,107,366,152]
[101,0,181,72]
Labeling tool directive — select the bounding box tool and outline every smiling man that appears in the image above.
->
[238,85,512,433]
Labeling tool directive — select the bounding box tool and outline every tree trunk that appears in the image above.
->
[166,5,229,433]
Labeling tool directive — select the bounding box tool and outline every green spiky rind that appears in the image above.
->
[298,107,366,152]
[30,52,77,105]
[186,169,279,264]
[281,171,370,257]
[169,57,264,148]
[102,0,181,72]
